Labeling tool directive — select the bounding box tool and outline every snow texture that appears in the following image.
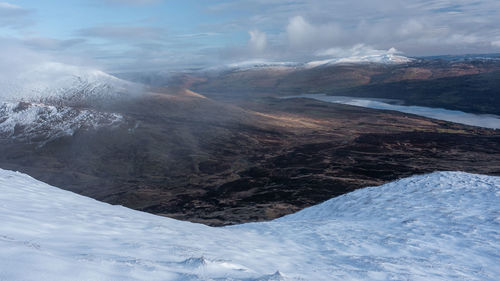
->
[0,62,141,102]
[305,54,413,68]
[0,169,499,281]
[0,101,123,143]
[206,54,412,73]
[0,62,140,144]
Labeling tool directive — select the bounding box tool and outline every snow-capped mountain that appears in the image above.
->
[0,101,123,144]
[0,62,141,103]
[0,169,498,281]
[0,62,141,144]
[203,54,412,73]
[305,53,413,68]
[219,60,299,71]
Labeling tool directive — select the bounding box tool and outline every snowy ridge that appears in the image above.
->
[226,60,298,70]
[305,53,413,68]
[0,170,499,280]
[204,54,412,73]
[0,101,123,143]
[279,171,499,221]
[0,62,141,103]
[0,62,140,144]
[205,60,299,73]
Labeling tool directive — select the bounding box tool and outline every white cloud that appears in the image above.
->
[4,0,500,71]
[286,16,341,49]
[0,39,101,85]
[397,19,425,37]
[248,29,267,52]
[443,33,479,45]
[210,0,500,61]
[78,26,168,42]
[0,39,141,101]
[22,37,86,50]
[105,0,161,4]
[286,16,315,47]
[0,1,32,28]
[0,2,21,9]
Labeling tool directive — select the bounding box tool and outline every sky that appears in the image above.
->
[1,0,500,72]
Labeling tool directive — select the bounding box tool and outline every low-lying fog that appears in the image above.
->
[288,94,500,129]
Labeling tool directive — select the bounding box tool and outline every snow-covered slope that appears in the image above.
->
[202,60,299,73]
[204,54,412,73]
[0,62,140,144]
[0,62,140,102]
[305,53,413,68]
[0,101,123,143]
[0,170,499,281]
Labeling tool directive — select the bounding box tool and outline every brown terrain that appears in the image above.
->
[0,83,499,226]
[179,58,500,95]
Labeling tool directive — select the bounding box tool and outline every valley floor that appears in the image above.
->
[2,92,499,226]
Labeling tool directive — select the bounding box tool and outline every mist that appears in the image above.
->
[0,40,143,103]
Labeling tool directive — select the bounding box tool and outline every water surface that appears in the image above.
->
[287,94,500,129]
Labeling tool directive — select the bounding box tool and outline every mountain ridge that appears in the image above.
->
[1,168,498,280]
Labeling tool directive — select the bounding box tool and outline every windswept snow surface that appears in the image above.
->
[0,169,499,281]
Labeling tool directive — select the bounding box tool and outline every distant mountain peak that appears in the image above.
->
[0,62,140,145]
[305,53,413,68]
[203,54,413,73]
[0,61,143,104]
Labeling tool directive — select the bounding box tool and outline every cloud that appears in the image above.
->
[64,0,500,70]
[77,26,168,42]
[286,16,315,47]
[0,2,33,28]
[104,0,161,4]
[0,38,146,102]
[177,32,220,38]
[0,37,104,82]
[0,2,18,9]
[0,40,46,76]
[4,0,500,72]
[0,40,65,100]
[248,30,267,52]
[397,19,425,37]
[22,37,86,51]
[204,0,500,58]
[286,16,341,49]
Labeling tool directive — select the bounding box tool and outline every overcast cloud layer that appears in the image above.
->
[0,0,500,72]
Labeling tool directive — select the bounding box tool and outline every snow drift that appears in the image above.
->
[0,169,499,280]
